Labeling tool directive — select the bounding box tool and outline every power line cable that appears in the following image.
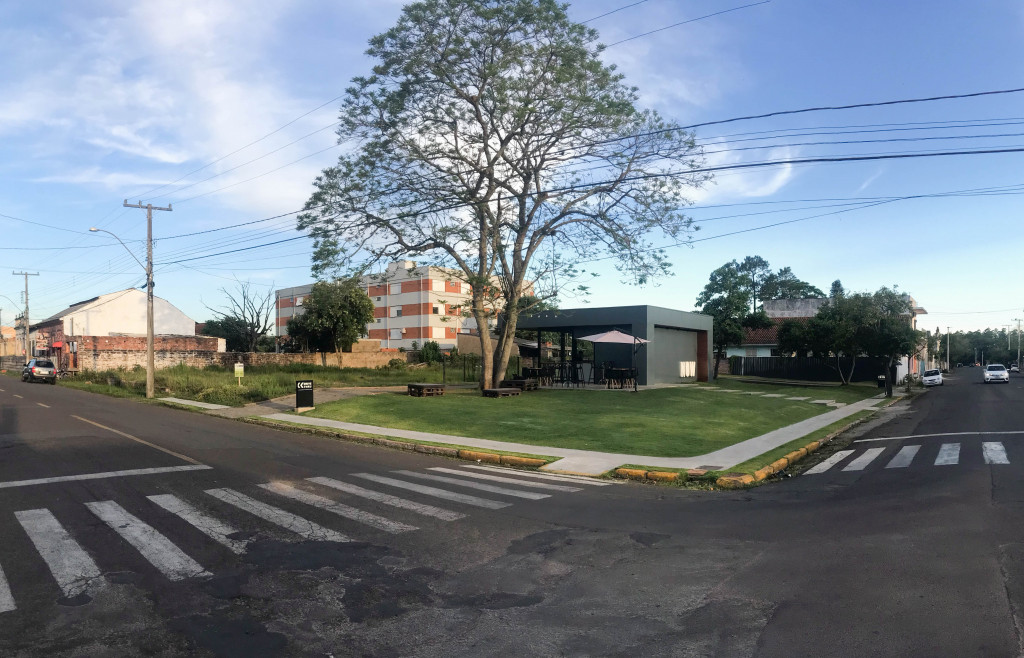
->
[605,1,770,47]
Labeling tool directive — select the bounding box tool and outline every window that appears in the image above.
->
[390,283,401,295]
[390,307,402,318]
[375,296,381,301]
[389,328,402,340]
[295,297,303,306]
[432,305,441,315]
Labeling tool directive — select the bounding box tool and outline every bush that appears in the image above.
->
[420,340,442,364]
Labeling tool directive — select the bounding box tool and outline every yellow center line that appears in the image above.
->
[71,415,203,466]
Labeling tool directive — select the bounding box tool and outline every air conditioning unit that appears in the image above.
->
[401,328,408,334]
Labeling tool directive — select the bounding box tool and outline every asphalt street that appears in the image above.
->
[1,369,1023,657]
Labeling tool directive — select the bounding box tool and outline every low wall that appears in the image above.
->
[217,351,402,369]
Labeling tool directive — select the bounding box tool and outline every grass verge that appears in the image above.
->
[302,383,880,458]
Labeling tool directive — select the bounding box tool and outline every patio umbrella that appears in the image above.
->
[577,330,650,391]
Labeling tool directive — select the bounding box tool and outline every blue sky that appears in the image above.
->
[1,0,1023,335]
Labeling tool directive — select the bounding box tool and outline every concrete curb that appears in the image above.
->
[714,410,878,489]
[612,468,709,483]
[242,417,552,470]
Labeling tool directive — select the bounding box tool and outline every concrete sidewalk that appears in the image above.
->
[249,395,884,476]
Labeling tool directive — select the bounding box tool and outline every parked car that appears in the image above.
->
[984,364,1010,384]
[21,358,57,384]
[922,369,943,386]
[1012,364,1020,373]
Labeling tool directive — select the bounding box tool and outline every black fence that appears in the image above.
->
[442,354,522,383]
[727,356,890,382]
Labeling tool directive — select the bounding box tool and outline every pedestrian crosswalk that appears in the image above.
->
[0,464,599,614]
[804,441,1015,475]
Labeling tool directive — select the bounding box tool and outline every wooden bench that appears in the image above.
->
[408,383,447,397]
[482,387,522,398]
[499,378,539,391]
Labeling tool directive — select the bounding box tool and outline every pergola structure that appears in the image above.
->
[512,305,713,385]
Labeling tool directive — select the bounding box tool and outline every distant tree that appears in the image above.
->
[861,288,923,396]
[420,340,443,364]
[200,317,248,352]
[204,281,275,353]
[296,0,710,389]
[738,256,771,313]
[286,279,375,358]
[829,279,845,299]
[760,267,825,301]
[696,261,771,377]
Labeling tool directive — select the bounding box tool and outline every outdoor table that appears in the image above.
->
[605,367,635,389]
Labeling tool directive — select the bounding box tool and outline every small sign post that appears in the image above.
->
[234,362,244,386]
[295,380,314,412]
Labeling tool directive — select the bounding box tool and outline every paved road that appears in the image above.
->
[1,370,1023,656]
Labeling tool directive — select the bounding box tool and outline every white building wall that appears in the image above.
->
[61,289,195,337]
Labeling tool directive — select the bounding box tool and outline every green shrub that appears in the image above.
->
[420,340,442,364]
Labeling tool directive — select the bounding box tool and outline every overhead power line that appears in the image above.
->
[605,1,771,47]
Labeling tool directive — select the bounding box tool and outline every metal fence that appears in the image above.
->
[727,356,890,382]
[442,354,522,383]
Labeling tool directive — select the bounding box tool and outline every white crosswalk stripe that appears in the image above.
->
[393,470,550,500]
[983,442,1010,464]
[0,563,14,613]
[428,467,582,492]
[14,508,102,598]
[935,443,960,466]
[885,445,920,469]
[353,473,511,509]
[461,464,616,485]
[147,494,249,554]
[804,450,854,475]
[307,477,465,521]
[85,501,211,581]
[205,488,350,542]
[259,482,417,534]
[842,447,886,471]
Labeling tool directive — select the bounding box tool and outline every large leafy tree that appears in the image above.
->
[297,0,709,389]
[286,279,375,357]
[760,266,825,301]
[696,260,770,377]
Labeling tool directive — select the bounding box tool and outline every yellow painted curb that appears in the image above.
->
[804,441,821,453]
[716,474,755,488]
[615,468,648,480]
[500,455,547,467]
[457,450,502,464]
[753,467,773,481]
[646,471,680,482]
[769,457,789,472]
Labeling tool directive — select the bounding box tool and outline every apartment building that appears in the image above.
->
[276,260,489,350]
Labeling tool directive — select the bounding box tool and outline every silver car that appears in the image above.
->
[922,369,943,386]
[984,364,1010,384]
[21,358,57,384]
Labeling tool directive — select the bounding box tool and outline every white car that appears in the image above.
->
[1012,364,1020,373]
[922,369,943,386]
[984,364,1010,383]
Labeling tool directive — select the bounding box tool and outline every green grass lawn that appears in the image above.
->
[37,363,453,407]
[302,382,880,458]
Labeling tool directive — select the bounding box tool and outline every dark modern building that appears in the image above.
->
[513,305,713,385]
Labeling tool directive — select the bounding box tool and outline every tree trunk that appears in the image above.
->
[884,356,894,397]
[471,302,494,393]
[844,355,857,385]
[713,348,723,379]
[491,304,520,389]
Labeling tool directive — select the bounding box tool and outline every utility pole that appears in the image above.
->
[122,200,171,399]
[1014,317,1023,369]
[12,271,39,361]
[946,326,950,371]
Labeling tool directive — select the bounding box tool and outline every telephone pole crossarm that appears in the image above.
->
[11,271,39,361]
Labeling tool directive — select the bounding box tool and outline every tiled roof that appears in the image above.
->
[741,317,812,346]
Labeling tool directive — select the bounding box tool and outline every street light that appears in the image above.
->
[89,227,155,399]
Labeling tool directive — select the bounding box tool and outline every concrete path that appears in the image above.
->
[191,386,411,419]
[257,395,884,475]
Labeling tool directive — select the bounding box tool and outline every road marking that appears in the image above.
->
[804,450,855,474]
[855,430,1024,443]
[307,477,465,521]
[935,443,960,466]
[885,445,920,468]
[0,563,14,613]
[36,402,49,408]
[0,465,212,489]
[147,494,248,554]
[260,481,416,533]
[428,467,582,492]
[462,464,615,485]
[72,415,203,465]
[13,395,22,399]
[352,473,511,509]
[983,442,1010,465]
[85,501,211,581]
[392,470,550,500]
[14,508,102,598]
[842,447,886,471]
[205,488,349,542]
